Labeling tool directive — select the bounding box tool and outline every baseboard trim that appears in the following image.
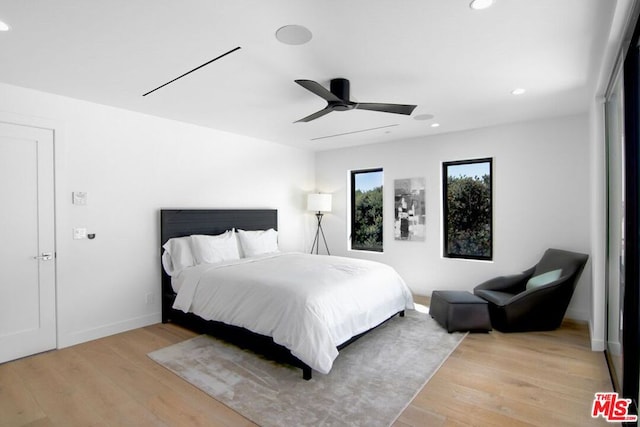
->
[58,312,161,349]
[565,307,588,322]
[589,320,606,351]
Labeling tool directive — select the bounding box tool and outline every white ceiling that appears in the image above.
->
[0,0,617,151]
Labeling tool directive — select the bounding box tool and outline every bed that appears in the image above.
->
[160,209,414,379]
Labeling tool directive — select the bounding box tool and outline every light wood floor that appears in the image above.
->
[1,300,612,427]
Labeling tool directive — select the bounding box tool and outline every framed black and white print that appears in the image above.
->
[394,178,425,241]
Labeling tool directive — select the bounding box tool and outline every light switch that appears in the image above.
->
[72,192,87,205]
[73,228,87,240]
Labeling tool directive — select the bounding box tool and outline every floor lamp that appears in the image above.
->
[308,193,331,255]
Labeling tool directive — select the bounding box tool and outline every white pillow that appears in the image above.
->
[190,230,240,265]
[237,228,278,257]
[162,236,195,276]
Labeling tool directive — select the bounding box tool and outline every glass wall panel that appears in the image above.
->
[605,63,625,392]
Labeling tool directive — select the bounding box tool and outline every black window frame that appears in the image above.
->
[442,157,493,261]
[350,168,384,252]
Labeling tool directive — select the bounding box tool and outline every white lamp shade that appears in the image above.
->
[307,193,332,212]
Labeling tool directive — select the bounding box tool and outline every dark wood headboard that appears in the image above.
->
[160,209,278,300]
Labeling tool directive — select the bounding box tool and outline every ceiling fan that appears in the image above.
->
[294,78,417,123]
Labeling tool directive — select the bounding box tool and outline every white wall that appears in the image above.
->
[315,114,592,320]
[0,82,315,348]
[0,78,594,347]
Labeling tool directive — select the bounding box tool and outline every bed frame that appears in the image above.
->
[160,208,404,380]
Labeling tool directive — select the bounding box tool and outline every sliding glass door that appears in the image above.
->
[622,24,640,409]
[605,62,625,394]
[604,9,640,413]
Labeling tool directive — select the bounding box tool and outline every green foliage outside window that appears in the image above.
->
[353,186,383,251]
[444,159,492,260]
[351,168,383,252]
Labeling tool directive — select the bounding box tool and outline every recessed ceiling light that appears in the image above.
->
[431,123,440,128]
[470,0,494,10]
[0,20,10,32]
[414,114,435,121]
[275,25,312,45]
[511,88,526,95]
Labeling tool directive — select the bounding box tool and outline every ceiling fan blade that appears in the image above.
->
[355,103,417,115]
[294,107,334,123]
[295,80,342,102]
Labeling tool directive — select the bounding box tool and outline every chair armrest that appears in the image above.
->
[474,266,535,294]
[492,276,571,329]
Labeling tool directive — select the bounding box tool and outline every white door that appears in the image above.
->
[0,122,56,363]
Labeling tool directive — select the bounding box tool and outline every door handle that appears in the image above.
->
[33,252,53,261]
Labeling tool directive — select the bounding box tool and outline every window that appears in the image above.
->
[350,168,383,252]
[443,158,492,260]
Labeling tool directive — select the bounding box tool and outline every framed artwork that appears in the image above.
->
[394,177,425,241]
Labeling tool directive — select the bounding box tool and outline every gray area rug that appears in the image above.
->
[148,310,465,427]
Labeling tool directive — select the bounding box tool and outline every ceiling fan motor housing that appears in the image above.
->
[330,78,355,110]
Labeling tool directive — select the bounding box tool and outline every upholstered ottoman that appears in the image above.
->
[430,290,492,333]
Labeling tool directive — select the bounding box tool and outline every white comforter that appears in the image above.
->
[172,252,414,374]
